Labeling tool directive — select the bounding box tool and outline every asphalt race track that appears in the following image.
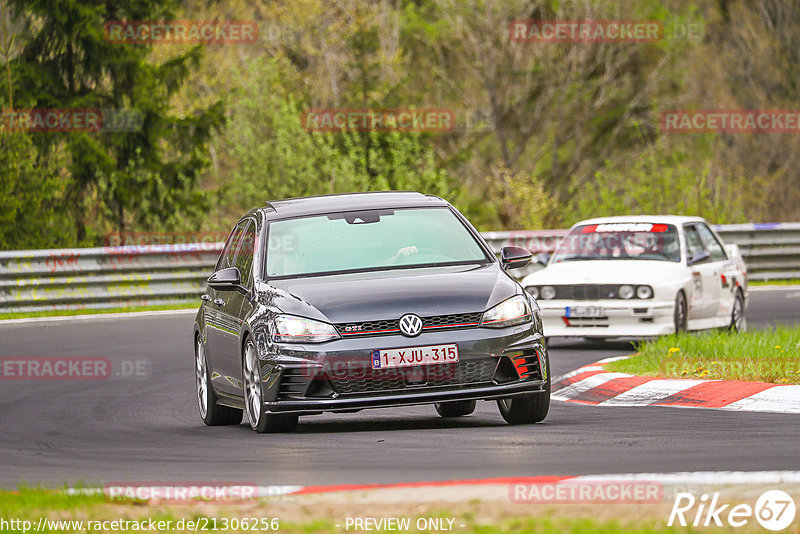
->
[0,287,797,488]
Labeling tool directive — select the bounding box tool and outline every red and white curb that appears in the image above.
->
[64,471,800,503]
[552,357,800,414]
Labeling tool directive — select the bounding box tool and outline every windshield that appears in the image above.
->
[265,207,490,278]
[551,223,681,263]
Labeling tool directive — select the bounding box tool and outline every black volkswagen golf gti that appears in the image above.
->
[193,192,550,432]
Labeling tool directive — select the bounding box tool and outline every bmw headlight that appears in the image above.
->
[540,285,556,299]
[481,295,532,328]
[271,315,340,343]
[636,285,654,299]
[525,286,539,299]
[619,285,635,299]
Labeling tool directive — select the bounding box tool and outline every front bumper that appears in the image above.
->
[265,380,547,414]
[538,300,675,338]
[256,324,548,415]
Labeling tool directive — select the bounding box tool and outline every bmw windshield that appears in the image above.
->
[551,223,681,263]
[264,207,491,278]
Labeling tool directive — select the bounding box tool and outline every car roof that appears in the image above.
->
[570,215,707,228]
[258,191,448,218]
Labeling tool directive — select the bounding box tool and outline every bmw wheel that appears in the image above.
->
[729,290,746,332]
[674,291,688,333]
[242,338,298,433]
[196,335,242,426]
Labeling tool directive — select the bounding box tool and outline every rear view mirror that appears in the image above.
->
[687,250,710,266]
[207,267,248,294]
[500,246,532,270]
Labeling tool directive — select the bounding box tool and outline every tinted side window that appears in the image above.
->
[233,220,256,287]
[683,224,707,262]
[696,223,727,261]
[215,223,245,272]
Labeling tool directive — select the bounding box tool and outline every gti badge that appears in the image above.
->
[398,314,423,337]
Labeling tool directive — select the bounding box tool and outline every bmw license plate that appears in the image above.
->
[565,306,604,318]
[371,344,458,369]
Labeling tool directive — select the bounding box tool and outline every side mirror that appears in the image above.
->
[687,250,710,266]
[207,267,248,294]
[501,246,532,270]
[535,252,551,266]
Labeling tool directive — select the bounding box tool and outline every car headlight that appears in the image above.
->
[619,284,635,299]
[636,285,654,299]
[540,285,556,300]
[271,315,340,343]
[481,295,532,328]
[525,286,539,299]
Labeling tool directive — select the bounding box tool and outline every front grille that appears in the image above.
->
[328,358,497,396]
[426,358,498,387]
[561,284,616,300]
[335,312,482,337]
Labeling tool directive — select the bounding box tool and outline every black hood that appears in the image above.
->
[265,263,518,323]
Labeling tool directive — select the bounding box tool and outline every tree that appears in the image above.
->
[1,0,223,244]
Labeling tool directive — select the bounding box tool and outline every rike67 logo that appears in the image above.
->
[669,490,797,531]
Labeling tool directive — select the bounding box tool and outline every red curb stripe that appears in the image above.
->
[653,380,778,408]
[552,370,607,392]
[293,475,575,495]
[564,375,657,405]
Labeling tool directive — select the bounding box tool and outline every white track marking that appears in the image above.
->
[0,308,197,325]
[724,385,800,414]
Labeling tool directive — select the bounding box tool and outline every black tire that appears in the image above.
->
[497,356,550,424]
[242,338,298,433]
[434,400,476,418]
[729,290,746,332]
[674,291,688,333]
[195,335,242,426]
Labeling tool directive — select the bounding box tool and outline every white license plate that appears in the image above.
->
[565,306,605,318]
[371,344,458,369]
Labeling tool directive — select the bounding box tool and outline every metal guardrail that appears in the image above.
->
[1,223,799,313]
[0,244,223,314]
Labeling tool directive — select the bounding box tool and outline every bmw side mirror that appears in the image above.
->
[207,267,248,294]
[687,250,710,266]
[500,246,532,270]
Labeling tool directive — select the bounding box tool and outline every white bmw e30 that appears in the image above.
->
[520,216,747,339]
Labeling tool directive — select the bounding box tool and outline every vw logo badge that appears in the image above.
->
[398,314,423,337]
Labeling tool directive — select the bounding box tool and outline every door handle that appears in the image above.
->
[213,298,225,306]
[201,294,211,302]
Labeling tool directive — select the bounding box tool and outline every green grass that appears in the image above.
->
[0,487,697,533]
[0,303,198,321]
[749,278,800,286]
[606,326,800,384]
